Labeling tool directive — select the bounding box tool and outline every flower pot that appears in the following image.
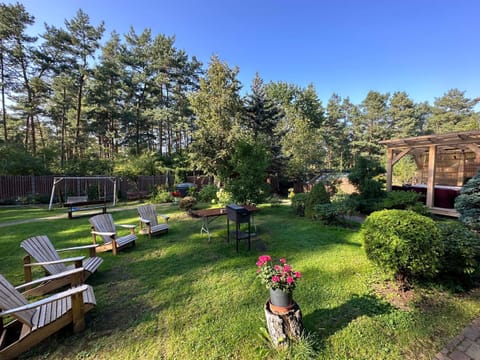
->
[269,288,294,314]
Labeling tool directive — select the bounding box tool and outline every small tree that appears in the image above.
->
[348,155,385,213]
[225,139,269,204]
[455,171,480,232]
[304,182,330,219]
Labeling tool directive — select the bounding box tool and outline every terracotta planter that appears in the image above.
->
[269,288,294,314]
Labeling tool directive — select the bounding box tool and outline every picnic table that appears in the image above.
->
[190,205,258,242]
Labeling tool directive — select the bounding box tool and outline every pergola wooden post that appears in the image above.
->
[380,130,480,217]
[426,144,437,208]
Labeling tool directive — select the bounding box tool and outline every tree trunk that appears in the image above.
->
[0,48,7,141]
[264,300,303,347]
[74,75,84,155]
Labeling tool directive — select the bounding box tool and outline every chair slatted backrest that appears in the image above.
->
[20,236,68,275]
[89,214,116,244]
[138,204,158,227]
[0,275,35,327]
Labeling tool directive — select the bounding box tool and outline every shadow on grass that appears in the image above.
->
[304,294,394,341]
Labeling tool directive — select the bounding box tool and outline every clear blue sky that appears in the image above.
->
[7,0,480,105]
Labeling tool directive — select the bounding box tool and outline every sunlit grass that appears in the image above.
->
[0,203,479,359]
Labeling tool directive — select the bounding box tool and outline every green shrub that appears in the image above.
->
[198,184,218,203]
[179,196,197,212]
[360,209,443,285]
[437,220,480,277]
[291,193,308,217]
[313,194,353,224]
[348,156,386,214]
[314,203,341,224]
[455,171,480,232]
[153,190,172,204]
[152,185,172,203]
[187,185,197,197]
[304,183,330,219]
[216,189,233,206]
[379,190,421,210]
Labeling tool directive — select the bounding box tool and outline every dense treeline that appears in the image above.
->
[1,3,479,183]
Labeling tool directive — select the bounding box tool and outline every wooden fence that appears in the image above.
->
[0,175,55,200]
[0,175,213,203]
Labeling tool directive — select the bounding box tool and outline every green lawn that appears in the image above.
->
[1,204,479,359]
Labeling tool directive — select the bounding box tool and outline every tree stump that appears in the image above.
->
[264,300,303,347]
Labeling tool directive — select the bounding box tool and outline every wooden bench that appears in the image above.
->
[64,196,107,219]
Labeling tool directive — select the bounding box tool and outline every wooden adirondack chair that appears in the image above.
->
[89,214,137,255]
[0,268,95,360]
[20,235,103,297]
[137,204,169,239]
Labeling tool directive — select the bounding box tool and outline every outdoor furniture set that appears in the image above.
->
[190,204,259,251]
[0,205,169,359]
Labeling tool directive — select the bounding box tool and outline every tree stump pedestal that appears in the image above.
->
[264,300,303,347]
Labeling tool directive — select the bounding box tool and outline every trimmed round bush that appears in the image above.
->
[360,209,443,284]
[304,182,330,219]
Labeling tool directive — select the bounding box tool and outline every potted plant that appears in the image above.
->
[170,191,181,203]
[256,255,302,313]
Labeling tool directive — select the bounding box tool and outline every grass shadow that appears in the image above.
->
[304,294,394,341]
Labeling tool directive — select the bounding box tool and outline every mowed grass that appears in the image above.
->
[1,204,480,359]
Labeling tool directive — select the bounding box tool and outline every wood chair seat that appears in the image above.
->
[0,269,95,360]
[89,214,137,255]
[137,204,169,239]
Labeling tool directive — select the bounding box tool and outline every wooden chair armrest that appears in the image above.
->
[118,224,137,229]
[57,244,99,252]
[91,230,116,236]
[23,256,85,267]
[15,268,85,291]
[1,284,89,317]
[139,217,151,225]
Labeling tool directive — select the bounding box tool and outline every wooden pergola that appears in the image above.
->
[380,130,480,217]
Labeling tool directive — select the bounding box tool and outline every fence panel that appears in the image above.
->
[0,175,55,200]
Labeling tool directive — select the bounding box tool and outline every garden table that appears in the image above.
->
[190,205,258,242]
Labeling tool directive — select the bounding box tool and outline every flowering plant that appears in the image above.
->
[256,255,302,292]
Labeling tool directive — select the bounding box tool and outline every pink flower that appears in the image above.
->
[274,265,281,271]
[258,255,271,263]
[295,271,302,278]
[286,276,294,284]
[272,276,280,282]
[280,258,286,264]
[256,260,264,267]
[283,264,292,272]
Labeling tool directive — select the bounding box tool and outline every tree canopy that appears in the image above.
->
[0,3,479,185]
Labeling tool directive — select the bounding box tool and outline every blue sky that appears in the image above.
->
[7,0,480,105]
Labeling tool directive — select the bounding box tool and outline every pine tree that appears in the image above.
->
[243,73,284,178]
[189,55,242,182]
[427,89,479,134]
